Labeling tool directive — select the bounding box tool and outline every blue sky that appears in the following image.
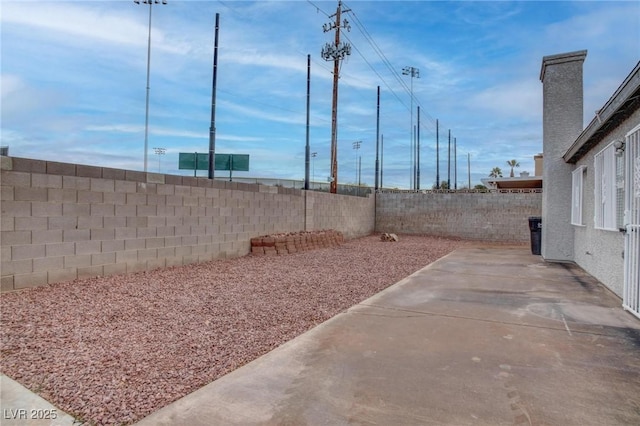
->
[1,0,639,189]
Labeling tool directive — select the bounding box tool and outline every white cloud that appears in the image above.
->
[1,1,187,54]
[0,74,68,124]
[220,99,306,126]
[224,50,309,73]
[467,79,541,120]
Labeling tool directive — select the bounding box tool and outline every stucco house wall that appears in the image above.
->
[571,107,640,297]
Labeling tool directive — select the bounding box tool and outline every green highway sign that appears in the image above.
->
[178,152,250,179]
[178,152,209,171]
[214,153,249,171]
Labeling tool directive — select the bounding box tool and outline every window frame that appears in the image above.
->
[571,166,586,226]
[594,141,621,231]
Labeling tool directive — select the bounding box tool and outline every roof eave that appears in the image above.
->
[563,61,640,163]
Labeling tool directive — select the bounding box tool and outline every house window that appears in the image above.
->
[594,141,624,231]
[571,166,585,226]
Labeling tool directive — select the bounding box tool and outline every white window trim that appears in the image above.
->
[594,141,619,231]
[571,166,586,226]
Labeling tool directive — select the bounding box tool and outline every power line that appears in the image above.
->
[343,2,444,131]
[306,0,330,17]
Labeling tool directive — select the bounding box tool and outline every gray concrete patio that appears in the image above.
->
[135,247,640,425]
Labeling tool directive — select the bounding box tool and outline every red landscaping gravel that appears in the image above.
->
[1,234,469,425]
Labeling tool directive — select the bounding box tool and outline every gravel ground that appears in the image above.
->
[1,234,469,425]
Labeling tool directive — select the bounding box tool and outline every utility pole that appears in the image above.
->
[321,1,351,194]
[402,66,419,190]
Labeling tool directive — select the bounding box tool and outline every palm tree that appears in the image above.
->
[489,167,503,178]
[506,159,520,177]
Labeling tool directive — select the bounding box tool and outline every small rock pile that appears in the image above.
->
[380,233,399,242]
[250,230,344,256]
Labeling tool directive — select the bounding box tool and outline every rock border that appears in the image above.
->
[250,230,344,256]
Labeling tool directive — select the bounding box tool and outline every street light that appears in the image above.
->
[153,147,166,172]
[134,0,167,172]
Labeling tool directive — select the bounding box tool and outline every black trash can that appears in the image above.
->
[528,216,542,255]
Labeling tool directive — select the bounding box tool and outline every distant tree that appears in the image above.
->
[489,167,503,178]
[506,159,520,177]
[474,184,488,190]
[433,181,450,190]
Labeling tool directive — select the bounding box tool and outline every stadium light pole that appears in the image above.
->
[311,152,318,187]
[352,141,361,184]
[153,147,166,172]
[402,66,419,190]
[134,0,167,172]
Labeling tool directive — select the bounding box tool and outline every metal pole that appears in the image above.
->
[311,152,317,188]
[143,2,153,172]
[305,55,311,190]
[454,137,457,190]
[410,75,413,190]
[468,153,471,189]
[375,86,380,191]
[380,134,384,188]
[447,129,451,189]
[352,140,361,190]
[416,106,420,190]
[153,147,165,172]
[208,13,220,179]
[436,119,439,189]
[402,66,419,189]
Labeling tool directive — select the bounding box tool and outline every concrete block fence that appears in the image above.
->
[375,191,542,242]
[0,157,375,291]
[1,156,542,292]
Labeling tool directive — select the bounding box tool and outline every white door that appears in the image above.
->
[623,124,640,319]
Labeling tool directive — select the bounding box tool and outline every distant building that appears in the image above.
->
[481,154,543,190]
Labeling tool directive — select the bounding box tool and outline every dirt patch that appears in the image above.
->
[1,234,468,425]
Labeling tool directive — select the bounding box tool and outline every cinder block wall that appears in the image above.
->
[0,157,374,291]
[305,191,375,239]
[376,191,542,242]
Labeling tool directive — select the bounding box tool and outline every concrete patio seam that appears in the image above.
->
[353,302,630,338]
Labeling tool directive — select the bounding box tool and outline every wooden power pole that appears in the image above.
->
[321,1,351,193]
